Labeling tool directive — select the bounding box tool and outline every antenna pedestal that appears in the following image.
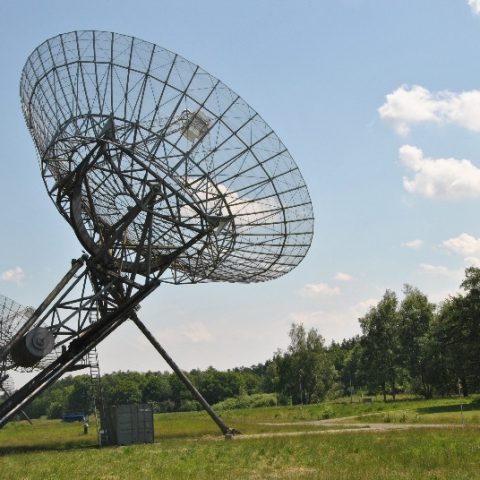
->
[0,266,160,428]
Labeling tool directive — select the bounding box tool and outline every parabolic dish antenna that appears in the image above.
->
[21,30,313,283]
[1,31,313,438]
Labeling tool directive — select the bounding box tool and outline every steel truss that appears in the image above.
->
[0,251,231,436]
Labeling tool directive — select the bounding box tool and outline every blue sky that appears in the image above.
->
[2,0,480,383]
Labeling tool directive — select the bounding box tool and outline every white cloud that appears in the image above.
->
[379,84,480,135]
[1,266,25,285]
[420,263,455,276]
[402,239,423,249]
[355,298,378,313]
[378,85,440,135]
[469,0,480,15]
[299,283,340,297]
[288,298,377,343]
[465,257,480,267]
[155,321,214,345]
[443,233,480,256]
[442,233,480,266]
[334,272,353,282]
[180,322,214,343]
[289,310,325,326]
[418,264,465,294]
[399,145,480,199]
[288,309,360,342]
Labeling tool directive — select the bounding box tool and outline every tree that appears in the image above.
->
[47,401,64,419]
[67,375,93,413]
[262,360,280,394]
[168,372,194,409]
[142,373,172,405]
[330,337,363,399]
[397,285,434,397]
[196,367,242,404]
[275,323,335,404]
[417,321,450,397]
[433,268,480,396]
[102,372,143,405]
[359,290,400,401]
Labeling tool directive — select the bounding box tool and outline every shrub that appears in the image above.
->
[178,400,201,412]
[148,400,175,413]
[251,394,277,408]
[320,406,334,419]
[214,393,278,410]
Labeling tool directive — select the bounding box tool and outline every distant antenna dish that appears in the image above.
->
[1,31,314,438]
[0,294,53,371]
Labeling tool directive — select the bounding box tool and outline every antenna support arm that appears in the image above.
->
[130,313,237,437]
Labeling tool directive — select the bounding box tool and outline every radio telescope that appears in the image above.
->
[0,31,313,438]
[1,295,34,371]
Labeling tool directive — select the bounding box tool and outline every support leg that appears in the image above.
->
[0,385,33,425]
[131,314,236,437]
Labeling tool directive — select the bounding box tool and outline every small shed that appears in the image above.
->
[102,404,154,446]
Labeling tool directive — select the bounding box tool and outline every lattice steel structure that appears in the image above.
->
[21,30,313,284]
[0,31,314,437]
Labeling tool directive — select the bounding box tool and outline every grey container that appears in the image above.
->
[102,404,154,446]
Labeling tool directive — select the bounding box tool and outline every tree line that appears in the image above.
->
[10,267,480,418]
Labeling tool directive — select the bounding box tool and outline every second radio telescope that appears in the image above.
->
[20,31,314,284]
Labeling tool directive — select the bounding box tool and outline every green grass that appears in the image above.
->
[1,428,479,479]
[328,395,480,425]
[0,418,98,452]
[1,396,480,479]
[218,394,480,425]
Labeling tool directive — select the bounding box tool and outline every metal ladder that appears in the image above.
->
[87,346,106,446]
[85,307,106,445]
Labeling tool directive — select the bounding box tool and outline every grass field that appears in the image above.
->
[1,395,479,479]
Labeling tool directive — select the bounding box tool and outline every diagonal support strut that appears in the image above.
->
[131,314,236,437]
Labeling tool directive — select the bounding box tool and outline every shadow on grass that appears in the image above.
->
[331,397,425,407]
[417,398,480,415]
[0,434,220,456]
[0,441,98,456]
